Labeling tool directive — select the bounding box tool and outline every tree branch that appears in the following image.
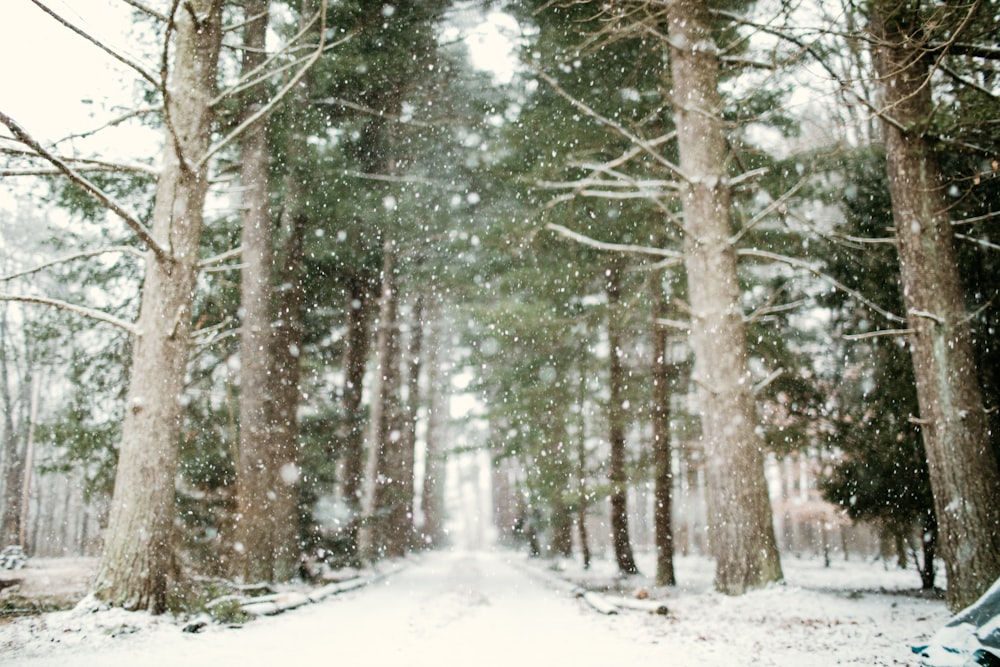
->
[0,148,158,176]
[0,293,137,335]
[120,0,169,22]
[545,223,684,260]
[29,0,159,88]
[195,0,336,171]
[0,112,168,262]
[1,246,144,283]
[841,328,914,341]
[534,68,690,182]
[737,247,907,324]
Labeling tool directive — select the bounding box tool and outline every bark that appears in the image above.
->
[0,309,25,547]
[871,4,1000,611]
[919,510,937,591]
[419,297,446,548]
[93,0,224,612]
[605,260,639,576]
[360,239,409,559]
[575,380,591,570]
[651,270,676,586]
[399,293,424,550]
[549,421,575,560]
[268,205,306,581]
[339,271,378,563]
[234,0,282,584]
[664,0,782,595]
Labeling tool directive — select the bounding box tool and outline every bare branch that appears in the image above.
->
[29,0,159,88]
[199,245,242,268]
[53,106,161,146]
[656,317,691,331]
[211,9,324,107]
[908,309,946,325]
[745,299,806,325]
[0,293,137,335]
[956,233,1000,252]
[0,148,158,176]
[545,223,684,260]
[731,170,811,245]
[120,0,168,22]
[534,68,690,181]
[0,112,168,262]
[738,247,907,324]
[753,368,783,395]
[196,1,337,170]
[1,246,144,282]
[841,328,914,341]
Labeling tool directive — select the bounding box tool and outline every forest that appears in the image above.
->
[0,0,999,620]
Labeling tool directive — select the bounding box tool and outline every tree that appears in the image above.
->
[817,150,936,588]
[232,0,293,584]
[604,258,640,575]
[651,267,678,586]
[663,0,783,594]
[93,0,225,611]
[869,0,1000,611]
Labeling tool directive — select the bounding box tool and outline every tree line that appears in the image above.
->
[1,0,998,615]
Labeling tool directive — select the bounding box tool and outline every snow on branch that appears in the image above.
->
[0,293,137,335]
[0,246,145,283]
[199,245,242,268]
[841,328,914,341]
[0,112,168,262]
[545,223,684,261]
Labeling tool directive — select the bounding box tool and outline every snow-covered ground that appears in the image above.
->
[1,548,950,666]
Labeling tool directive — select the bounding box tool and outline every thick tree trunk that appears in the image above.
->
[665,0,782,595]
[651,271,676,586]
[871,5,1000,611]
[605,261,639,576]
[93,0,223,612]
[234,0,282,584]
[339,272,378,563]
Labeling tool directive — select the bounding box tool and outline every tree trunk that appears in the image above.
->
[234,0,282,584]
[339,271,378,563]
[605,260,639,576]
[360,238,409,559]
[93,0,224,613]
[664,0,782,595]
[399,293,424,550]
[0,309,25,547]
[419,298,447,548]
[651,270,676,586]
[268,205,306,581]
[575,384,591,570]
[871,4,1000,611]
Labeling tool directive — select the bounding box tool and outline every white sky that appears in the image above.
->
[0,2,521,146]
[0,1,144,145]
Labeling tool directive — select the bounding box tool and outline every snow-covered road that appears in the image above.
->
[3,548,949,666]
[4,550,666,666]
